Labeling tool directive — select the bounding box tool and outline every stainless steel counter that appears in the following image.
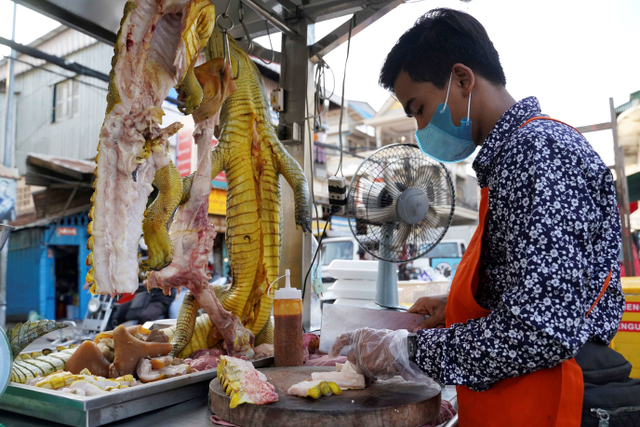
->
[0,393,214,427]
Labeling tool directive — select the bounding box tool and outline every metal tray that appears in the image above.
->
[0,357,273,427]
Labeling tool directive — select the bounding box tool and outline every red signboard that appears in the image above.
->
[625,302,640,313]
[176,129,192,177]
[57,227,77,236]
[619,321,640,332]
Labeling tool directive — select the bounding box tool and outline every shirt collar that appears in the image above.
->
[472,96,542,187]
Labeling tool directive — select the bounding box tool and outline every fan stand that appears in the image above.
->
[374,223,404,311]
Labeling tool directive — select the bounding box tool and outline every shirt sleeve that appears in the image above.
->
[414,132,620,391]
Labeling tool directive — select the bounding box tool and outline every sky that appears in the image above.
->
[1,0,639,165]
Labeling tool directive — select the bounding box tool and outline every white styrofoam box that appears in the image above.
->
[397,280,451,306]
[329,279,376,300]
[326,260,378,281]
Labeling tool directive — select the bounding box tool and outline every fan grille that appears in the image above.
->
[347,144,455,263]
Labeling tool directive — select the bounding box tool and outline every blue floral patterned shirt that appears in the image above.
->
[415,97,624,391]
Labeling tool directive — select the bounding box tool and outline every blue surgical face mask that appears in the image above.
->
[414,73,476,163]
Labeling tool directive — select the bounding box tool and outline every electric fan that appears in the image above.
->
[346,144,455,309]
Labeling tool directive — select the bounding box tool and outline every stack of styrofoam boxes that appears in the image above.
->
[326,260,378,308]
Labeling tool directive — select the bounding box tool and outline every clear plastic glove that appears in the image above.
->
[329,327,438,386]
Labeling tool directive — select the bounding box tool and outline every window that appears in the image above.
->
[53,79,79,122]
[422,242,460,258]
[16,183,34,216]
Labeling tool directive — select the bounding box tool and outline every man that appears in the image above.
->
[330,8,624,426]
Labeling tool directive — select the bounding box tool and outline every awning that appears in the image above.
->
[21,154,95,225]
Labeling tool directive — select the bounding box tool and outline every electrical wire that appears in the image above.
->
[334,15,355,177]
[305,91,321,248]
[299,56,345,302]
[4,55,108,92]
[302,61,335,299]
[304,60,333,122]
[301,212,333,302]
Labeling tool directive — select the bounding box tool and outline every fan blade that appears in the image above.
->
[405,160,420,188]
[390,222,412,250]
[425,205,450,228]
[365,205,397,223]
[361,181,391,209]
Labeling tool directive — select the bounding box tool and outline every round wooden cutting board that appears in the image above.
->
[209,366,441,427]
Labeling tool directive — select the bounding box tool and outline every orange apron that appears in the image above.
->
[444,117,611,427]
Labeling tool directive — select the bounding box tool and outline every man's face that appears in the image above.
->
[394,70,469,131]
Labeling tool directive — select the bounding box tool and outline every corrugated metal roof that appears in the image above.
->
[11,204,90,230]
[0,26,98,80]
[27,153,95,175]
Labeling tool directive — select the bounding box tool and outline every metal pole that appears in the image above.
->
[611,97,636,276]
[0,2,17,329]
[279,18,314,331]
[4,3,17,169]
[0,221,7,329]
[240,0,300,40]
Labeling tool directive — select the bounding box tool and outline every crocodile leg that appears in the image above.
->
[142,162,183,271]
[270,135,312,234]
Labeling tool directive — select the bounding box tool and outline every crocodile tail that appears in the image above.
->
[254,316,274,346]
[177,314,214,358]
[168,291,200,356]
[9,321,68,360]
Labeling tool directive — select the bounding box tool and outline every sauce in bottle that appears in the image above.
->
[273,269,303,367]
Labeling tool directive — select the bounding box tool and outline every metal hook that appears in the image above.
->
[238,2,254,53]
[259,21,274,65]
[216,12,240,80]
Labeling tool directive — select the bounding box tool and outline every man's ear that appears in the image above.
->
[452,63,475,97]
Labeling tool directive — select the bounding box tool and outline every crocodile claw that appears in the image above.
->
[176,68,204,116]
[296,210,313,234]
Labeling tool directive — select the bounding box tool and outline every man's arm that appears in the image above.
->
[414,132,621,390]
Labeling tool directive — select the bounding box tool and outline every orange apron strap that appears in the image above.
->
[520,116,580,133]
[585,271,612,317]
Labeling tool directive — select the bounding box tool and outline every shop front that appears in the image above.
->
[6,211,91,321]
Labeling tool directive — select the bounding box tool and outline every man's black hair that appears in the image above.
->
[379,8,506,91]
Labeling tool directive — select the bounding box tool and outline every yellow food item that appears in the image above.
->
[217,356,278,408]
[34,371,77,390]
[287,380,343,399]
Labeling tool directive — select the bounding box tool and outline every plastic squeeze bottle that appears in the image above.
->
[273,269,303,367]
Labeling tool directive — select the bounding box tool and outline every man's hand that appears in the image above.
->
[329,328,400,379]
[329,328,437,385]
[408,297,447,332]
